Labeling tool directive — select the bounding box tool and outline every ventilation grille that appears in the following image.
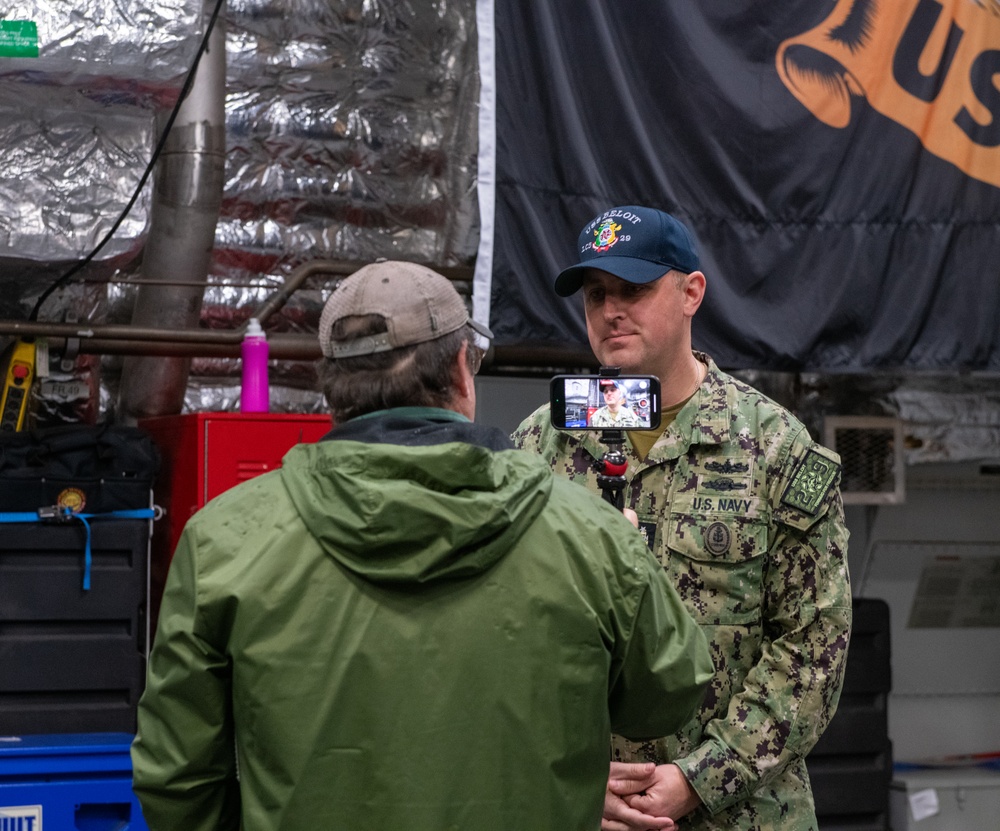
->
[823,416,905,504]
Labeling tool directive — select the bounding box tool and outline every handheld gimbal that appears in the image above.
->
[593,367,628,509]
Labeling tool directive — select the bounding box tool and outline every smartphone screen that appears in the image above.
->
[549,375,661,430]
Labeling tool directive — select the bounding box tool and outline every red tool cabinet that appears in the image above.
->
[139,412,332,634]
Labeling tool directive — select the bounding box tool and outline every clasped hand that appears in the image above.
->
[601,762,701,831]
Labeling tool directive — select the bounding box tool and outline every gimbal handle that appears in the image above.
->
[595,429,627,510]
[592,366,629,509]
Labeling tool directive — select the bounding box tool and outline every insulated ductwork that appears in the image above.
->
[117,7,226,424]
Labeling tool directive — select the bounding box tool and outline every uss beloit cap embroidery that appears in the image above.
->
[554,205,701,296]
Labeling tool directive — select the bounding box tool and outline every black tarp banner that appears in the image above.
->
[478,0,1000,371]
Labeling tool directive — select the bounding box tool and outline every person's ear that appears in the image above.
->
[451,341,475,400]
[681,270,706,316]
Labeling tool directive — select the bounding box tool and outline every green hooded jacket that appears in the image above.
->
[132,409,712,831]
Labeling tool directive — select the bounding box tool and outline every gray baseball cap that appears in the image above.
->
[318,260,492,359]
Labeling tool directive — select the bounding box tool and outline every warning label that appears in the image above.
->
[0,21,39,58]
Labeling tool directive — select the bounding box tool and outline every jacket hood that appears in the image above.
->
[280,410,554,585]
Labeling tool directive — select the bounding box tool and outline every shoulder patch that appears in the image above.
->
[781,447,840,516]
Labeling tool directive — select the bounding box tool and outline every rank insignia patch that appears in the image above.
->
[705,521,731,556]
[782,448,840,515]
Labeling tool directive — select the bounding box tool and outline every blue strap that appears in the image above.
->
[0,507,157,590]
[78,514,93,590]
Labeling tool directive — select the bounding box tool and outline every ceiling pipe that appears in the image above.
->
[0,320,245,344]
[1,250,593,370]
[0,258,482,361]
[0,317,595,369]
[116,2,227,425]
[52,333,322,360]
[248,259,354,324]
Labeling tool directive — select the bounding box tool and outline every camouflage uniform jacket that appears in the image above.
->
[590,404,642,428]
[512,354,852,830]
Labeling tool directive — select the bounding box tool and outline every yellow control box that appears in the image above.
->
[1,338,36,432]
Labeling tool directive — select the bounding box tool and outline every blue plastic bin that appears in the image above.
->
[0,733,148,830]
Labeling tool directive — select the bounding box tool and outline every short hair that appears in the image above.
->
[317,314,477,423]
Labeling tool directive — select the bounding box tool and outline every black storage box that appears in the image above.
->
[0,423,159,514]
[806,597,893,831]
[0,425,158,734]
[0,520,150,734]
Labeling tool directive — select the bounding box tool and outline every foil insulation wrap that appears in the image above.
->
[5,0,481,422]
[219,0,479,273]
[186,0,479,409]
[793,372,1000,465]
[0,85,153,264]
[888,378,1000,464]
[0,0,204,86]
[0,0,204,290]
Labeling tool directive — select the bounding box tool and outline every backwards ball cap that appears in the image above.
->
[554,205,700,297]
[318,260,492,359]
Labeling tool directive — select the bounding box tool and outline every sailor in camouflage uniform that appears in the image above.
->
[512,206,852,830]
[590,379,643,428]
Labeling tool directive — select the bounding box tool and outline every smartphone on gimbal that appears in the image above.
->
[549,374,661,431]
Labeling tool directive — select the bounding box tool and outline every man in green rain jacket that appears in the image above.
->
[131,260,712,831]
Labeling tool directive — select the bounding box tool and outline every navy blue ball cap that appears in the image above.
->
[554,205,700,297]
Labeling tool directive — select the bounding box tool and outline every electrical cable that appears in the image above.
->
[28,0,227,323]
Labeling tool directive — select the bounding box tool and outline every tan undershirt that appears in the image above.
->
[628,397,687,461]
[627,357,707,461]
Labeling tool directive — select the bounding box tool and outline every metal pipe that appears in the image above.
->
[250,259,353,324]
[0,259,479,355]
[0,320,244,344]
[0,316,595,369]
[68,333,323,360]
[117,3,227,424]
